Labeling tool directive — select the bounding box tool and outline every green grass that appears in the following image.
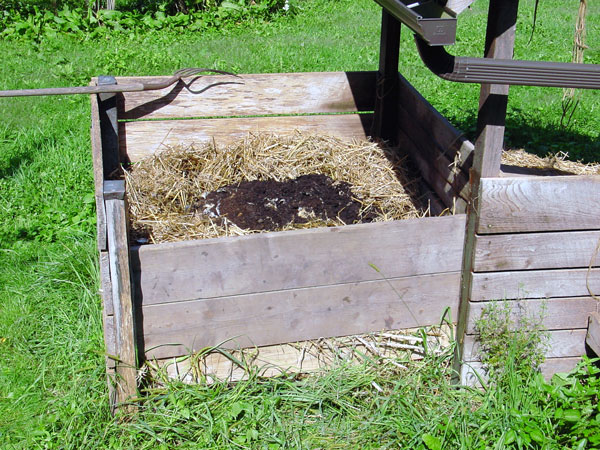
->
[1,0,599,447]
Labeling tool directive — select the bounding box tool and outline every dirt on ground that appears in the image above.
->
[193,174,375,231]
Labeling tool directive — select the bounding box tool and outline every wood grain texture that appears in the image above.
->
[471,268,600,301]
[466,298,599,334]
[474,231,600,272]
[140,271,460,359]
[105,198,138,405]
[397,74,470,170]
[131,215,466,306]
[461,357,582,386]
[587,312,600,357]
[478,176,600,233]
[120,113,372,162]
[99,251,114,317]
[397,128,466,212]
[90,92,107,251]
[117,72,376,120]
[463,329,587,361]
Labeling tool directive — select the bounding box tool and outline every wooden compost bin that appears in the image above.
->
[90,70,473,407]
[90,2,600,408]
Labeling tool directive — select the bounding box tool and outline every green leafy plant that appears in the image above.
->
[475,300,549,381]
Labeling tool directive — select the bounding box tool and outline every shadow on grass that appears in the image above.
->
[448,109,600,164]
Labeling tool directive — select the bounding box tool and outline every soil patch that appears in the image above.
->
[195,174,374,231]
[125,132,425,244]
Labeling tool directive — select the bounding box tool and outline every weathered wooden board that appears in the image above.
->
[461,357,582,386]
[116,72,376,120]
[466,298,599,334]
[132,215,466,306]
[463,329,587,361]
[471,268,600,301]
[120,113,372,162]
[474,231,600,272]
[105,195,138,404]
[140,271,460,359]
[397,128,466,212]
[396,101,470,197]
[587,312,600,357]
[397,74,471,170]
[478,176,600,233]
[90,92,107,251]
[99,251,114,317]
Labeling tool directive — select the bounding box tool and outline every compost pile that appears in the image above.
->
[125,132,423,244]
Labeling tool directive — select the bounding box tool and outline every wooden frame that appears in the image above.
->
[90,2,598,410]
[91,69,474,410]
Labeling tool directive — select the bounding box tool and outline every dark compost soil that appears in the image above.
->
[193,174,375,231]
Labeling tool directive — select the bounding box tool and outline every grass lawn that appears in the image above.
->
[1,0,599,448]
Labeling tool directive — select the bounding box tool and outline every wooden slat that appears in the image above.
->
[99,251,114,316]
[471,268,600,301]
[105,195,138,405]
[397,74,470,169]
[461,357,582,386]
[140,271,460,359]
[132,215,466,306]
[90,92,108,251]
[117,72,376,120]
[474,231,600,272]
[466,298,599,334]
[397,128,465,211]
[478,176,600,233]
[587,312,600,357]
[120,113,372,162]
[463,329,587,362]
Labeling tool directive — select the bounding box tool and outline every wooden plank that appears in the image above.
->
[132,215,466,306]
[466,298,599,334]
[140,271,461,359]
[117,72,376,120]
[474,231,600,272]
[463,329,587,361]
[397,128,464,211]
[99,251,114,317]
[478,176,600,233]
[90,91,108,251]
[372,10,400,142]
[461,357,582,386]
[105,193,138,406]
[120,113,372,162]
[471,268,600,301]
[587,312,600,357]
[396,104,470,202]
[397,74,470,169]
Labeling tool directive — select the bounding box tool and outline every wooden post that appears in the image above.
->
[105,180,138,410]
[455,0,520,382]
[372,8,401,143]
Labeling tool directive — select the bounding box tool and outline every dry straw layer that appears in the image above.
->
[502,149,600,176]
[125,132,424,244]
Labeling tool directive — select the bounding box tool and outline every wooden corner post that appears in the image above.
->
[454,0,520,382]
[91,76,138,411]
[372,8,401,143]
